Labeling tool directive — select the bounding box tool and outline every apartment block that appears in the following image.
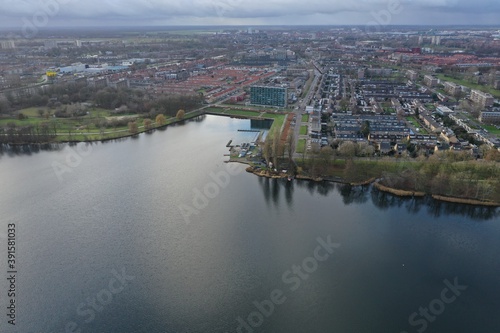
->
[406,70,418,81]
[423,75,438,87]
[250,86,287,108]
[0,40,15,49]
[470,89,494,108]
[444,82,462,96]
[479,110,500,124]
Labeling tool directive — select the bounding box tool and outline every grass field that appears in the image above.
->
[0,105,206,142]
[222,110,262,117]
[300,125,308,135]
[296,139,306,154]
[301,114,309,123]
[205,107,263,117]
[483,124,500,136]
[263,113,286,136]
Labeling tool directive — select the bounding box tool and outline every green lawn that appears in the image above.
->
[15,107,48,117]
[296,139,306,154]
[300,125,308,135]
[405,116,429,134]
[205,107,262,117]
[223,109,262,117]
[405,116,420,128]
[301,114,309,123]
[483,124,500,136]
[205,107,225,113]
[0,117,41,126]
[264,113,286,136]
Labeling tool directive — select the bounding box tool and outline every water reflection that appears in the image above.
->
[0,142,66,157]
[256,177,499,221]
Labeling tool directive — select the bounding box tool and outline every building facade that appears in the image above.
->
[470,90,494,108]
[444,82,462,96]
[250,86,287,108]
[479,111,500,124]
[423,75,438,87]
[406,70,418,81]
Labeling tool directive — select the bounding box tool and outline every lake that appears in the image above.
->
[0,115,499,333]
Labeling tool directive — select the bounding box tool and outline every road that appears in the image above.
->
[289,64,323,158]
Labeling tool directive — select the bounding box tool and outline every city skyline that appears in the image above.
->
[0,0,499,30]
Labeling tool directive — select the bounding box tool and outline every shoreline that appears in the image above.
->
[431,194,500,207]
[0,111,204,145]
[373,182,426,197]
[242,164,499,207]
[4,110,499,209]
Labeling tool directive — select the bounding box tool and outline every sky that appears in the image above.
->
[0,0,499,30]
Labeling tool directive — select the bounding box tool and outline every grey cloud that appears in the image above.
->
[0,0,498,26]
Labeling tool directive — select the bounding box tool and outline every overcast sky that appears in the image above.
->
[0,0,499,30]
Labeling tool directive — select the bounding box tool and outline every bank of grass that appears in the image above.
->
[223,110,262,117]
[264,113,286,137]
[205,107,263,117]
[374,182,425,197]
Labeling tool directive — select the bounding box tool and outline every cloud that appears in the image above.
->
[0,0,498,27]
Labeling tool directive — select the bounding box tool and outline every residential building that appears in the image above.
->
[423,75,438,87]
[250,86,287,108]
[0,40,15,49]
[470,90,494,108]
[406,70,418,81]
[443,82,462,96]
[479,110,500,124]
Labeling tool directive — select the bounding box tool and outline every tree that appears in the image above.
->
[338,141,357,160]
[176,109,185,120]
[360,120,370,138]
[339,98,349,111]
[143,118,153,130]
[272,135,284,169]
[286,130,295,162]
[128,121,138,134]
[485,149,500,162]
[264,135,273,166]
[155,114,166,126]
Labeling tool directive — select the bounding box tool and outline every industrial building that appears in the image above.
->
[250,86,288,108]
